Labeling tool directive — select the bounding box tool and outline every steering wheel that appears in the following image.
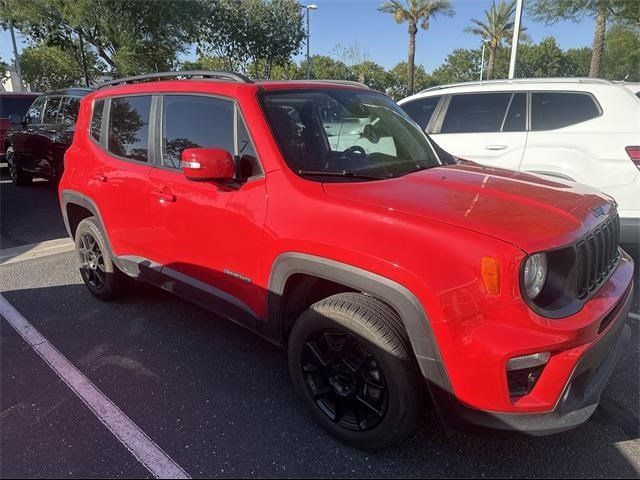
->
[343,145,367,156]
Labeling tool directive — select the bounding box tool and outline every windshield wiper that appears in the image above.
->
[298,169,387,180]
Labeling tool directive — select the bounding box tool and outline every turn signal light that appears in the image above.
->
[481,256,501,295]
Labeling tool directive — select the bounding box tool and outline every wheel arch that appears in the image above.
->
[266,252,452,393]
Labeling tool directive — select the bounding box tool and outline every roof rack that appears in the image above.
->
[417,77,614,94]
[97,70,253,89]
[283,79,370,89]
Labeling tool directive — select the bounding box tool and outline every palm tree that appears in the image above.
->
[465,0,523,80]
[378,0,453,95]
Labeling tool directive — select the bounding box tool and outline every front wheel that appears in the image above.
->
[6,146,32,186]
[288,293,425,450]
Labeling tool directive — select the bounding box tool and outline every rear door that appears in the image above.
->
[430,91,528,170]
[87,95,154,257]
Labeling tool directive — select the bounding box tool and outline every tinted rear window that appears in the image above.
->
[0,97,37,118]
[531,92,601,130]
[502,93,526,132]
[401,96,441,130]
[107,96,151,162]
[441,93,512,133]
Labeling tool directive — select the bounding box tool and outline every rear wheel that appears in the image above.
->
[6,146,32,186]
[75,217,130,300]
[288,292,425,450]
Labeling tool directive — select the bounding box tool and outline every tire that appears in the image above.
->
[75,216,130,301]
[288,292,425,450]
[6,146,32,186]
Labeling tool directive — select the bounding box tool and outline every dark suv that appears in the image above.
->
[59,71,633,449]
[5,88,92,185]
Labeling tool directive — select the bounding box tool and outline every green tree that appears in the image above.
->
[351,61,394,91]
[431,49,483,84]
[304,55,355,81]
[515,37,574,77]
[529,0,637,77]
[565,47,592,76]
[465,0,523,79]
[602,24,640,80]
[19,43,84,90]
[388,61,434,99]
[1,0,203,76]
[378,0,453,95]
[197,0,304,78]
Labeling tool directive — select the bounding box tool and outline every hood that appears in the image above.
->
[322,164,615,252]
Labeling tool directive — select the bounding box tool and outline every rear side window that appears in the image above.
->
[91,100,104,142]
[43,97,62,124]
[25,97,46,124]
[441,93,512,133]
[58,96,80,126]
[502,93,526,132]
[162,95,235,169]
[401,96,441,130]
[107,96,151,162]
[531,92,601,131]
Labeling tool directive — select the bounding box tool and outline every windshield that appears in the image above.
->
[260,89,440,180]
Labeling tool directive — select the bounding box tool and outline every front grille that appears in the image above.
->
[575,213,620,299]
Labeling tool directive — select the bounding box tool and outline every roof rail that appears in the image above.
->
[97,70,253,89]
[284,79,370,89]
[417,77,614,94]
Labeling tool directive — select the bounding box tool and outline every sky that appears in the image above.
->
[1,0,596,74]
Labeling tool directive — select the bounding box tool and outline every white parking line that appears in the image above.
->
[0,294,190,479]
[0,238,75,265]
[630,312,640,321]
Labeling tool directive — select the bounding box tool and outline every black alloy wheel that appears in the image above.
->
[301,328,389,432]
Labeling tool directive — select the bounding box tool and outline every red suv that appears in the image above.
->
[59,71,634,449]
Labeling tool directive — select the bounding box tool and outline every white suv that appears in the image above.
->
[399,78,640,244]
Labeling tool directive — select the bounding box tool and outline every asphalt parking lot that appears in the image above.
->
[1,173,639,478]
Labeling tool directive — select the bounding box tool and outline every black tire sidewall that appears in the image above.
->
[6,147,31,186]
[75,217,119,300]
[288,296,423,450]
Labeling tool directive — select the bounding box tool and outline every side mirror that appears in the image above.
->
[9,113,23,125]
[182,148,235,182]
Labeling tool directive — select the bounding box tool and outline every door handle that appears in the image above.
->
[151,190,176,203]
[485,144,508,151]
[92,174,108,183]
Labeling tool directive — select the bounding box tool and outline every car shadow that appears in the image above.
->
[1,277,638,478]
[0,169,67,249]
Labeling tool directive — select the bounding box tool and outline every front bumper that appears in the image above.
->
[445,280,633,435]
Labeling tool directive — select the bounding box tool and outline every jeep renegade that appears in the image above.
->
[59,71,634,449]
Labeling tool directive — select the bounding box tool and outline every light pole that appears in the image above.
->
[301,4,318,79]
[508,0,524,79]
[479,41,486,81]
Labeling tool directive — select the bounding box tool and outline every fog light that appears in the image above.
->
[507,352,550,397]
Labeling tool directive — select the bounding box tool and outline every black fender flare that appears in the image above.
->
[266,252,452,392]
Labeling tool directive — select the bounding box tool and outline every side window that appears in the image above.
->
[43,97,62,124]
[58,96,81,126]
[400,96,441,131]
[25,97,46,124]
[91,99,105,143]
[162,95,234,170]
[107,96,151,162]
[440,93,512,134]
[531,92,601,131]
[502,93,526,132]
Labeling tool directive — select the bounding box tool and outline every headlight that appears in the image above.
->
[523,253,547,299]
